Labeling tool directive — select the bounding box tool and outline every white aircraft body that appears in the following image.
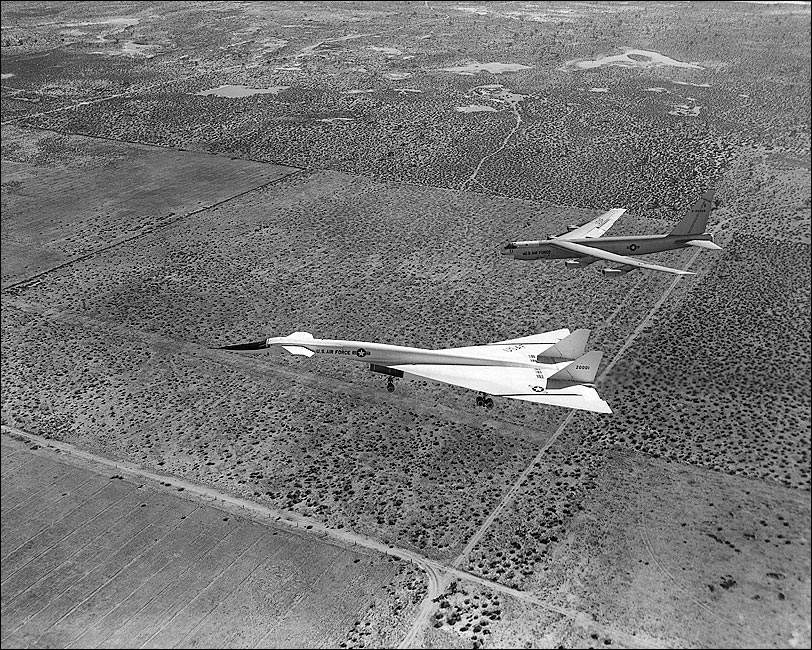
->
[502,189,722,276]
[219,328,612,413]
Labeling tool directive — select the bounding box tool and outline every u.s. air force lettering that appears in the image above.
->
[218,329,612,413]
[316,348,370,358]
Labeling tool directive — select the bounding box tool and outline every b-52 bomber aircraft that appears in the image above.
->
[218,328,612,413]
[502,189,721,276]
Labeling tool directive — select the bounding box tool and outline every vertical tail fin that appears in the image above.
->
[548,350,604,383]
[669,189,716,236]
[540,329,591,360]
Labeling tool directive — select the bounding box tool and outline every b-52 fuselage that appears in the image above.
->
[502,190,721,276]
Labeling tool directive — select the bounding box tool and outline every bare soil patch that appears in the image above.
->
[1,432,423,649]
[1,125,298,287]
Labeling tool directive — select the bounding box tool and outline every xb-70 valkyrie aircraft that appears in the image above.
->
[502,189,721,276]
[219,328,612,413]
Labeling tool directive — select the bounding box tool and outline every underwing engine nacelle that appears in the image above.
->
[502,190,719,276]
[601,266,634,277]
[565,260,587,269]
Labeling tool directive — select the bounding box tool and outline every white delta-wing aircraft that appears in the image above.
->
[502,189,721,276]
[219,328,612,413]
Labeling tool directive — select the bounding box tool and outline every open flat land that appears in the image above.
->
[1,432,423,649]
[1,125,298,286]
[1,1,810,648]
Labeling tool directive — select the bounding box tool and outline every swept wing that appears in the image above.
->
[218,330,612,413]
[493,327,570,344]
[514,384,611,413]
[388,364,611,413]
[548,239,695,275]
[439,329,591,362]
[556,208,626,240]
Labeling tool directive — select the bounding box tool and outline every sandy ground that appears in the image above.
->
[1,430,423,648]
[1,1,809,648]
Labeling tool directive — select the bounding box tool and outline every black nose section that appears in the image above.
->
[217,340,268,351]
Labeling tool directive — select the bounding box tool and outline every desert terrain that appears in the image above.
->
[1,1,809,649]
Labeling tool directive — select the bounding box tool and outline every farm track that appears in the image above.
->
[1,125,733,649]
[1,277,676,650]
[400,236,717,647]
[0,65,244,128]
[2,427,569,615]
[3,424,658,650]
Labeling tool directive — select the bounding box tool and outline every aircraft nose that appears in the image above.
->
[501,243,517,255]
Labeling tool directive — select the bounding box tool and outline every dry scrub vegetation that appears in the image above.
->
[460,434,810,648]
[0,165,685,566]
[2,1,810,647]
[0,303,543,560]
[1,124,296,286]
[591,234,811,491]
[1,434,421,649]
[2,167,671,352]
[7,2,806,222]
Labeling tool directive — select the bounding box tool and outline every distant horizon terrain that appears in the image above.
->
[2,2,809,648]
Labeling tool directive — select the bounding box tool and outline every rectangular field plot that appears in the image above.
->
[3,163,675,354]
[0,165,680,561]
[1,125,298,287]
[0,303,546,561]
[0,433,419,649]
[563,450,810,649]
[463,442,811,649]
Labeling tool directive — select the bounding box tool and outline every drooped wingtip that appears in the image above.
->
[216,340,269,351]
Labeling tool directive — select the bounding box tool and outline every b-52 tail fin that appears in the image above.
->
[669,189,716,236]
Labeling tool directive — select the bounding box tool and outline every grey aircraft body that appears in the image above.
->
[502,190,721,276]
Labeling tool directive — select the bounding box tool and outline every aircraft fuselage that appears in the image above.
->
[266,336,561,369]
[504,233,715,260]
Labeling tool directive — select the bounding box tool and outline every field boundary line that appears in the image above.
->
[1,166,303,294]
[6,123,303,169]
[402,250,710,648]
[1,427,588,613]
[2,426,658,650]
